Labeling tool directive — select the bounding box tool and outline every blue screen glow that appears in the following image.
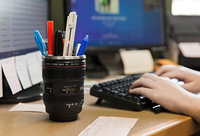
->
[70,0,164,48]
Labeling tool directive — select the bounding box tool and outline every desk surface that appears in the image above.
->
[0,93,200,136]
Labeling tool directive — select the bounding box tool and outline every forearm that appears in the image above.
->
[182,94,200,124]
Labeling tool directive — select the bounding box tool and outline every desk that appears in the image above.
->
[0,93,199,136]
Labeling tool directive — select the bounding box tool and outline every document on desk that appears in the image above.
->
[0,57,22,94]
[26,52,42,85]
[15,55,32,89]
[9,103,45,113]
[79,116,138,136]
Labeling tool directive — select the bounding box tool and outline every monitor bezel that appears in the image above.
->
[64,0,168,54]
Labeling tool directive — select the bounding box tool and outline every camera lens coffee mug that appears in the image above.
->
[41,55,86,122]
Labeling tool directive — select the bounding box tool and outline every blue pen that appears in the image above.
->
[34,34,44,55]
[34,30,48,56]
[77,35,89,56]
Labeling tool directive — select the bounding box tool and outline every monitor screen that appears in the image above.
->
[0,0,49,59]
[66,0,166,53]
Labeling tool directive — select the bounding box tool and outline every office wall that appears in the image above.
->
[50,0,65,31]
[165,0,172,13]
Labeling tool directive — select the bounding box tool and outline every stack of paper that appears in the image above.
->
[0,51,42,97]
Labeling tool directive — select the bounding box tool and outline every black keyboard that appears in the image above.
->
[90,74,153,111]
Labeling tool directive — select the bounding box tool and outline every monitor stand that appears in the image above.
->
[86,55,109,78]
[0,73,42,104]
[86,53,124,78]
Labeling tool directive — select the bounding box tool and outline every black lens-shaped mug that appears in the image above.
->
[41,55,86,122]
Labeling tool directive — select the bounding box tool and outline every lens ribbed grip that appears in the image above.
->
[43,93,84,103]
[43,67,85,79]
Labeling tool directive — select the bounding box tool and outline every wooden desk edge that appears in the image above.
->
[131,116,200,136]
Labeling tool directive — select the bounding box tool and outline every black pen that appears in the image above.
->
[54,30,63,56]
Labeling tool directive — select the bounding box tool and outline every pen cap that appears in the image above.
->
[77,35,89,56]
[54,30,63,56]
[41,55,86,122]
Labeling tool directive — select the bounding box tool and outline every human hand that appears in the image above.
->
[129,73,194,114]
[156,65,200,93]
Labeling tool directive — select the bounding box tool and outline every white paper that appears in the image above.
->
[0,62,3,98]
[35,51,42,77]
[15,55,32,89]
[26,52,42,85]
[120,50,154,74]
[178,42,200,58]
[1,57,22,94]
[9,103,45,113]
[79,116,138,136]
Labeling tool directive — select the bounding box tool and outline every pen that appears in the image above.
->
[77,35,89,56]
[63,39,65,48]
[34,30,47,56]
[68,12,77,56]
[63,12,77,56]
[54,30,63,56]
[73,43,81,56]
[47,21,54,56]
[34,33,44,55]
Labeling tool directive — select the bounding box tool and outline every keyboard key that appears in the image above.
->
[124,95,132,101]
[110,90,118,95]
[103,87,110,93]
[117,93,127,98]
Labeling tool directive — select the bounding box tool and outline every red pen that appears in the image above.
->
[63,39,65,47]
[47,21,54,55]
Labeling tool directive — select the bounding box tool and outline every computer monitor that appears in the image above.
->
[65,0,167,53]
[0,0,49,103]
[65,0,167,78]
[0,0,49,59]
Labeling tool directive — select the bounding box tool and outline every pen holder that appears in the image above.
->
[41,55,86,122]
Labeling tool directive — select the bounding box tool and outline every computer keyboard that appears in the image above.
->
[90,74,153,111]
[90,74,184,112]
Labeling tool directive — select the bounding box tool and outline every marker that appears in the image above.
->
[47,21,54,56]
[77,35,89,56]
[54,30,63,56]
